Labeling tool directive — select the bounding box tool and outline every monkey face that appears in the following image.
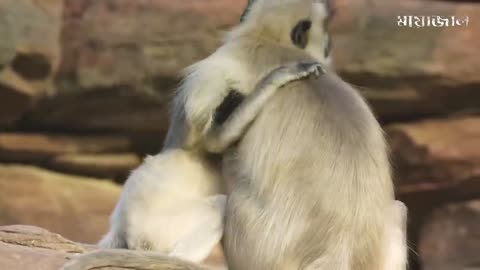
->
[240,0,334,65]
[238,0,335,67]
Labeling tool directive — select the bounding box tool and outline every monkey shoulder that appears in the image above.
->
[181,52,251,126]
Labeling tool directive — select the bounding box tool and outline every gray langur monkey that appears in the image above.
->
[62,0,408,269]
[97,62,324,263]
[95,4,325,267]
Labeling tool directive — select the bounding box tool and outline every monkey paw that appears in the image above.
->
[264,62,326,89]
[296,62,326,78]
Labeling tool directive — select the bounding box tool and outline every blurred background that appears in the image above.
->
[0,0,478,269]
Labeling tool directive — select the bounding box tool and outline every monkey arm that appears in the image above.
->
[169,195,227,262]
[203,62,325,153]
[179,58,243,151]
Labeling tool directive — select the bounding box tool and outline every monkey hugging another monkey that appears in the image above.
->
[61,0,408,270]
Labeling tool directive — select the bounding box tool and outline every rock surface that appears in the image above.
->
[388,116,480,198]
[333,0,480,122]
[0,133,141,179]
[0,133,134,160]
[387,116,480,270]
[0,165,121,243]
[0,0,62,127]
[1,0,479,131]
[0,225,86,270]
[50,153,140,179]
[419,200,480,270]
[0,225,226,270]
[0,0,243,132]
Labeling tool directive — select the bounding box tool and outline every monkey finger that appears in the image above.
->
[315,65,326,77]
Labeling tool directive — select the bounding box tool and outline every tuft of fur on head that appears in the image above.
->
[234,0,313,41]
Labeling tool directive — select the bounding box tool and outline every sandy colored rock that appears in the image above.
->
[0,238,68,270]
[0,225,89,270]
[332,0,480,121]
[0,133,134,161]
[50,153,141,179]
[0,225,84,253]
[0,164,121,243]
[2,0,478,132]
[25,88,174,134]
[0,0,62,127]
[0,225,227,270]
[387,117,480,268]
[419,200,480,270]
[25,0,244,134]
[387,116,480,196]
[0,0,243,132]
[61,0,243,87]
[0,133,140,180]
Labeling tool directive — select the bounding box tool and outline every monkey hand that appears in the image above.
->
[296,62,326,78]
[265,62,325,89]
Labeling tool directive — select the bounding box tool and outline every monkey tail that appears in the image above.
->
[61,249,214,270]
[97,229,128,249]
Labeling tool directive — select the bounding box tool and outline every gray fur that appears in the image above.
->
[95,61,323,262]
[60,0,407,269]
[202,63,324,153]
[223,68,394,270]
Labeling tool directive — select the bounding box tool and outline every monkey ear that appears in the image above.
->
[291,20,312,49]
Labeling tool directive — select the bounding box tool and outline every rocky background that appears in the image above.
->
[0,0,478,269]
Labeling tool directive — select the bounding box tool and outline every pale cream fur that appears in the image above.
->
[99,149,226,262]
[98,60,325,264]
[62,0,407,269]
[97,0,328,263]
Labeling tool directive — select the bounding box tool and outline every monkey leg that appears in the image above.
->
[305,200,408,270]
[204,62,325,153]
[61,195,226,270]
[168,194,227,262]
[124,194,226,263]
